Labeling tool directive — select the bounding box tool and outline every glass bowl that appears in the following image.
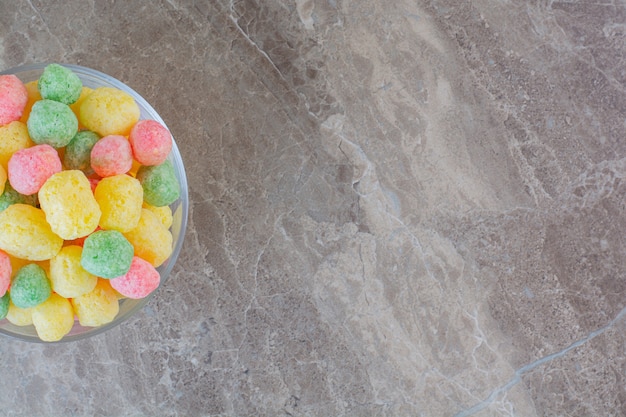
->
[0,63,189,342]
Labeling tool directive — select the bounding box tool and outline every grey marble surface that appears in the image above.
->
[1,0,626,415]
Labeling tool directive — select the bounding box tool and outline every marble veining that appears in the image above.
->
[1,0,626,416]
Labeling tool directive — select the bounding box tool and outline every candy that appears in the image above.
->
[94,174,143,233]
[136,160,180,207]
[71,279,120,327]
[81,230,134,278]
[38,170,101,240]
[0,182,38,213]
[143,202,173,229]
[110,256,160,299]
[10,263,51,309]
[27,99,78,148]
[49,245,97,298]
[0,250,11,297]
[0,293,9,320]
[0,74,28,125]
[63,130,100,172]
[123,208,173,267]
[6,301,32,326]
[37,63,83,105]
[0,121,34,169]
[90,135,133,177]
[0,204,63,261]
[129,120,172,166]
[79,87,140,136]
[8,143,62,195]
[69,86,93,120]
[31,293,74,342]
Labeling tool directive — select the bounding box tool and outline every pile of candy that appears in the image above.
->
[0,64,180,341]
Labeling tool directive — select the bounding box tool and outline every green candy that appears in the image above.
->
[27,99,78,148]
[10,264,52,309]
[38,63,83,105]
[0,293,9,320]
[0,183,38,213]
[63,130,100,172]
[136,160,180,207]
[81,230,134,279]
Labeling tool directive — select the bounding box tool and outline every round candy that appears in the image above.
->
[110,256,160,299]
[10,263,51,309]
[0,250,11,297]
[129,120,172,166]
[0,121,34,169]
[90,135,133,177]
[94,174,143,233]
[0,182,38,213]
[49,245,98,298]
[31,293,74,342]
[37,64,83,105]
[0,204,63,261]
[0,74,28,125]
[71,279,120,327]
[63,130,100,172]
[27,99,78,148]
[79,87,140,136]
[8,143,62,195]
[123,208,173,267]
[81,230,134,278]
[38,170,101,240]
[6,301,33,326]
[0,293,9,320]
[136,160,180,207]
[143,203,173,229]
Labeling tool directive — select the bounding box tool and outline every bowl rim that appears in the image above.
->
[0,63,189,343]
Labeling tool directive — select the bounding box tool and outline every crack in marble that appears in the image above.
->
[453,304,626,417]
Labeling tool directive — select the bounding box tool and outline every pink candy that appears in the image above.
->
[110,256,160,299]
[8,144,62,195]
[0,250,11,297]
[0,75,28,126]
[90,135,133,177]
[129,120,172,166]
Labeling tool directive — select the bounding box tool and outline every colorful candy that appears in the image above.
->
[110,256,160,299]
[27,99,78,148]
[129,120,172,166]
[71,279,120,327]
[37,63,83,105]
[79,87,140,136]
[90,135,133,177]
[81,230,134,278]
[0,64,181,341]
[136,160,180,207]
[0,204,63,261]
[8,143,62,195]
[31,293,74,341]
[38,170,101,240]
[0,74,28,125]
[94,174,143,233]
[10,263,52,309]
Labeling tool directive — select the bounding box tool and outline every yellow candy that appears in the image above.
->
[0,121,34,170]
[94,174,143,233]
[79,87,140,136]
[6,301,33,326]
[49,245,97,298]
[71,279,120,327]
[31,293,74,342]
[143,202,173,229]
[38,170,101,240]
[0,164,6,195]
[19,81,42,124]
[123,208,173,267]
[0,204,63,261]
[69,86,93,122]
